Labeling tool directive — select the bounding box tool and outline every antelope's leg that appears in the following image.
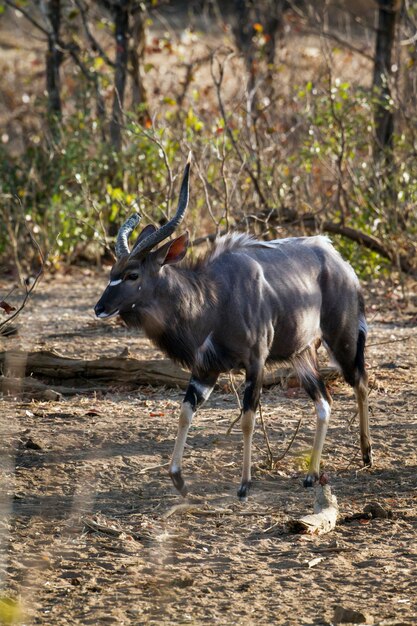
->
[355,373,373,467]
[169,373,218,496]
[294,348,333,487]
[304,395,332,487]
[237,366,263,501]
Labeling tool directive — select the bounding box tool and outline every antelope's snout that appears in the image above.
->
[94,288,120,319]
[94,301,104,317]
[94,301,110,318]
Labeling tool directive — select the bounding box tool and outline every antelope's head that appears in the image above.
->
[94,154,191,320]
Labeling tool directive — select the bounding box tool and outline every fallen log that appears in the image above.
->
[0,349,190,388]
[0,349,339,394]
[287,474,339,535]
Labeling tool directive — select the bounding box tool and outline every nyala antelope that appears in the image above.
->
[94,154,373,500]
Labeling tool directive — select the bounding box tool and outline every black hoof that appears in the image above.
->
[237,481,251,501]
[363,446,373,467]
[169,470,188,497]
[303,473,318,488]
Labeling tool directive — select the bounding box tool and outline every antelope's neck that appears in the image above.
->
[142,266,217,368]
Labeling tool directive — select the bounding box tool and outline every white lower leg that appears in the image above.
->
[308,397,331,480]
[170,401,194,475]
[240,409,255,487]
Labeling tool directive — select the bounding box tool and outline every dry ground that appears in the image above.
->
[0,269,416,626]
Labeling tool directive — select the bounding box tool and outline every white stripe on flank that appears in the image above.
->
[108,279,122,286]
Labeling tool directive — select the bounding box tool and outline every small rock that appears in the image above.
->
[24,437,43,451]
[363,501,392,519]
[333,605,374,624]
[42,389,62,401]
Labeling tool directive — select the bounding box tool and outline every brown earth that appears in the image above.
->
[0,269,416,626]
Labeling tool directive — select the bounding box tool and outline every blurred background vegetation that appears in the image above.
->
[0,0,416,279]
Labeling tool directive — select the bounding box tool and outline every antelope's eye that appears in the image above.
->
[126,273,139,281]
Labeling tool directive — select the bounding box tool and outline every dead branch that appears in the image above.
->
[0,350,339,394]
[83,515,143,541]
[0,350,190,388]
[0,230,46,335]
[319,220,414,273]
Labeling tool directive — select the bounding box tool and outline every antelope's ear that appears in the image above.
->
[132,224,157,250]
[155,232,190,266]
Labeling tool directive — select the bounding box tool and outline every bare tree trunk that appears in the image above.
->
[232,0,284,108]
[232,0,257,96]
[373,0,400,153]
[45,0,63,119]
[98,0,148,147]
[110,0,130,150]
[129,2,147,119]
[402,2,417,110]
[263,1,285,101]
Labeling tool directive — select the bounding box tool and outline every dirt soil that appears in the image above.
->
[1,269,416,626]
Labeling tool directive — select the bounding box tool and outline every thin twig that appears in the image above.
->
[303,28,374,61]
[228,372,242,410]
[226,409,243,436]
[194,159,221,233]
[73,0,115,68]
[0,270,43,332]
[125,123,174,215]
[274,418,302,464]
[65,45,106,127]
[0,285,17,304]
[258,401,274,469]
[138,462,170,475]
[225,372,243,435]
[176,53,212,107]
[4,0,50,36]
[368,336,412,347]
[210,51,269,210]
[66,211,112,255]
[0,225,47,332]
[338,448,360,473]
